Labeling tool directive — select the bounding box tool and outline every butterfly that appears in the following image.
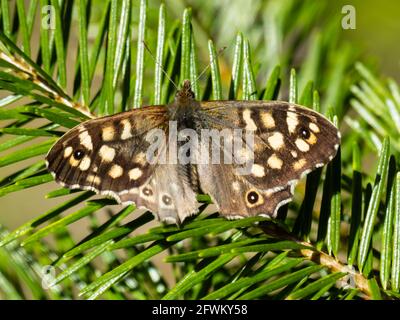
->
[46,80,340,224]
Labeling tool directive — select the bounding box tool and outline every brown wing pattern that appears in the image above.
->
[46,106,168,198]
[118,164,199,224]
[197,100,340,218]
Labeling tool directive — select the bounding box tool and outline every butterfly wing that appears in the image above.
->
[46,106,168,200]
[46,106,199,223]
[118,164,199,224]
[197,100,340,218]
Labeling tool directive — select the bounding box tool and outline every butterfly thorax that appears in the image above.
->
[167,80,200,128]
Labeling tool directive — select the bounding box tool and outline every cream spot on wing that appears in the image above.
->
[295,139,310,152]
[291,150,298,158]
[170,183,179,193]
[162,216,178,224]
[307,132,317,145]
[309,122,320,133]
[261,112,275,129]
[293,159,307,170]
[121,119,133,140]
[129,168,142,180]
[87,174,101,185]
[267,154,283,169]
[264,186,285,197]
[69,157,79,167]
[128,188,139,194]
[232,181,241,191]
[135,152,148,165]
[102,126,115,141]
[79,131,93,150]
[251,164,265,177]
[243,109,257,131]
[64,146,73,158]
[267,132,285,150]
[99,145,116,162]
[236,147,254,163]
[109,164,123,178]
[287,111,299,134]
[253,140,264,152]
[79,156,91,171]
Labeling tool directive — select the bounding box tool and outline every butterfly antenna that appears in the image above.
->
[191,46,227,88]
[142,41,179,91]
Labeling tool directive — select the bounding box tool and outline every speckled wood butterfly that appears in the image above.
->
[46,80,340,224]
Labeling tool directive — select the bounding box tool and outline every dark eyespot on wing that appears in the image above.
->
[46,106,169,193]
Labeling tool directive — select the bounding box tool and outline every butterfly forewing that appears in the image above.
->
[46,106,168,198]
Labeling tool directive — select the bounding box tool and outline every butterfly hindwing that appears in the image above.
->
[197,162,294,218]
[119,164,199,224]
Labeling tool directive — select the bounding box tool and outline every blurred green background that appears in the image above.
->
[333,0,400,82]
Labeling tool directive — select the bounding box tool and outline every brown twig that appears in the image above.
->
[0,51,95,119]
[259,221,372,299]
